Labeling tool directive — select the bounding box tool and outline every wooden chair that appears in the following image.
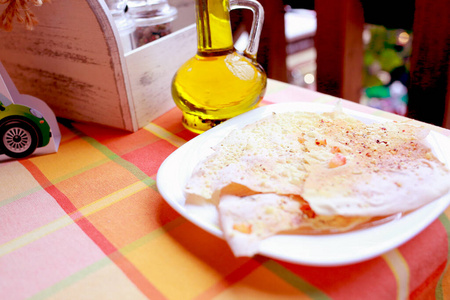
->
[314,0,450,128]
[243,0,450,129]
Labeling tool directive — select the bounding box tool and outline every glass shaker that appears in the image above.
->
[105,0,136,53]
[127,0,177,49]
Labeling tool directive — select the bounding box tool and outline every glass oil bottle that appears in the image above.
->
[171,0,266,133]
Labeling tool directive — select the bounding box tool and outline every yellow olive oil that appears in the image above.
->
[171,0,267,133]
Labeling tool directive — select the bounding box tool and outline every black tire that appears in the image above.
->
[0,121,39,158]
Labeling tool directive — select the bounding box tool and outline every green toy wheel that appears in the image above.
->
[0,120,39,158]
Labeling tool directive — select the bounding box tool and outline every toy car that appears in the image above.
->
[0,93,52,159]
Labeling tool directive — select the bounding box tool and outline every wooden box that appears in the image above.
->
[0,0,197,131]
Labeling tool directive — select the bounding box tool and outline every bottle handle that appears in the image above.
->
[229,0,264,60]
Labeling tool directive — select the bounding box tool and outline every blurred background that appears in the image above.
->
[231,0,414,117]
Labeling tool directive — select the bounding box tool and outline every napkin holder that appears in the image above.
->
[0,0,196,131]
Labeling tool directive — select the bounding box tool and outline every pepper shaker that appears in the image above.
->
[127,0,177,49]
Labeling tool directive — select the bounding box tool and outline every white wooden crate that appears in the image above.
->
[0,0,196,131]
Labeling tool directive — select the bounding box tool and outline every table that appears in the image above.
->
[1,79,450,299]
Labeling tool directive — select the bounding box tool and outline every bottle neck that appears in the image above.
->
[195,0,234,55]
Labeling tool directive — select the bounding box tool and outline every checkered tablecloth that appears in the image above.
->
[1,80,450,299]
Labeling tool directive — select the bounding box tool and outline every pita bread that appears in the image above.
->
[184,109,450,256]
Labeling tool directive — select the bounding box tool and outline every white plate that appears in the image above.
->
[156,102,450,266]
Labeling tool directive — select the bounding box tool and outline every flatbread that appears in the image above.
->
[184,112,309,205]
[218,194,304,256]
[301,117,450,216]
[219,193,370,256]
[184,109,450,256]
[185,110,340,204]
